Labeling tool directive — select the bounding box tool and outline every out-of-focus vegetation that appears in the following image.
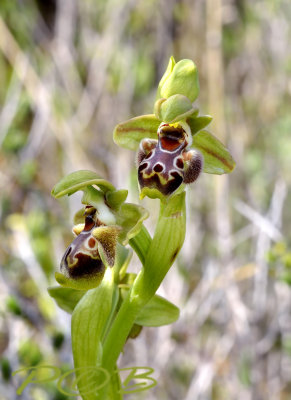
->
[0,0,290,399]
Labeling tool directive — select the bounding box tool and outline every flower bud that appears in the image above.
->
[159,59,199,102]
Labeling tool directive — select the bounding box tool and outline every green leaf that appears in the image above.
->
[116,203,149,245]
[155,94,198,123]
[136,294,180,327]
[192,130,236,174]
[51,170,115,198]
[113,114,160,151]
[71,268,115,400]
[159,59,199,102]
[156,56,176,99]
[187,114,213,134]
[48,286,86,314]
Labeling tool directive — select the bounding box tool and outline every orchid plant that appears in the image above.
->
[49,56,235,399]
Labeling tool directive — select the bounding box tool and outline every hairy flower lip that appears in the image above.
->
[57,212,122,290]
[52,171,149,288]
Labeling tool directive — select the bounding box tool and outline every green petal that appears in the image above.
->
[187,114,213,134]
[51,170,115,198]
[116,203,149,245]
[155,94,198,123]
[153,97,166,119]
[82,186,116,225]
[160,59,199,102]
[192,130,236,174]
[113,114,160,151]
[156,56,176,99]
[135,294,180,327]
[48,286,86,314]
[105,189,128,211]
[73,207,86,225]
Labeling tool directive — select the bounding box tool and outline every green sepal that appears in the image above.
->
[187,114,213,135]
[48,286,86,314]
[116,203,149,245]
[113,114,160,151]
[55,270,105,290]
[154,97,166,119]
[192,130,236,174]
[51,170,115,198]
[159,59,199,102]
[135,294,180,327]
[156,56,176,100]
[155,94,198,123]
[105,189,128,211]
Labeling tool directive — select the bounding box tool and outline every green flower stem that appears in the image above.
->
[129,224,152,264]
[102,191,186,374]
[107,367,123,400]
[71,267,116,400]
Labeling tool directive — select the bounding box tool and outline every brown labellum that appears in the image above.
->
[60,211,120,281]
[137,123,203,197]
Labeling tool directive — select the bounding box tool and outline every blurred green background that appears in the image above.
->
[0,0,291,399]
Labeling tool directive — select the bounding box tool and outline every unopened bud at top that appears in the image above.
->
[157,58,199,103]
